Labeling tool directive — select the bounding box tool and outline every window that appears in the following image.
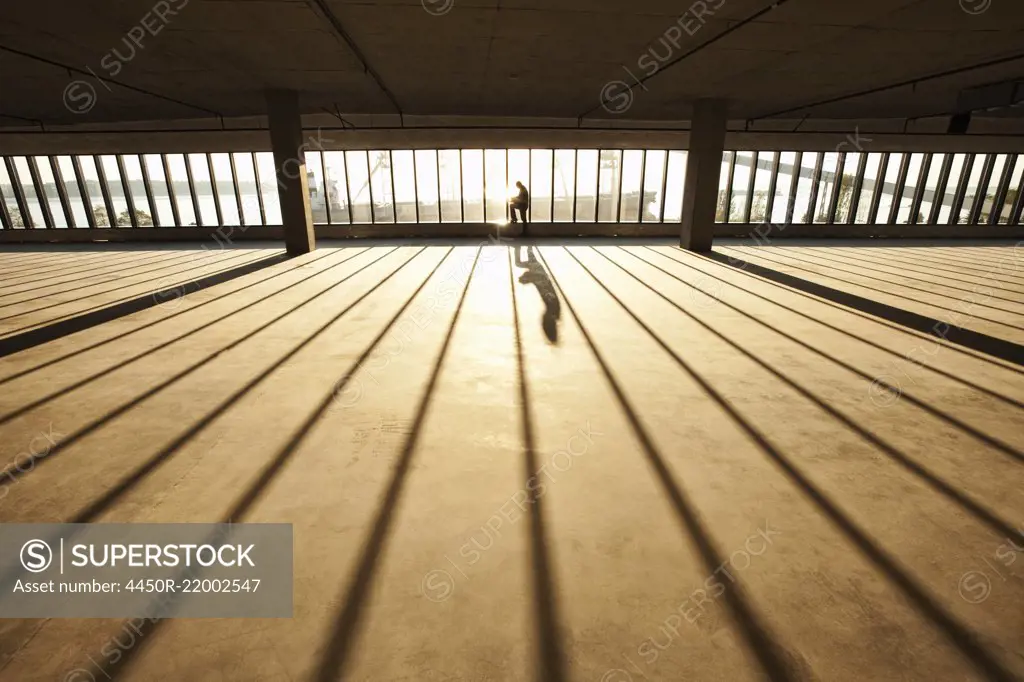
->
[793,153,819,223]
[414,150,440,223]
[121,155,154,226]
[438,150,463,222]
[4,148,1020,231]
[716,151,733,223]
[345,151,373,224]
[770,152,798,224]
[12,157,46,227]
[663,151,687,223]
[553,149,576,222]
[875,154,902,223]
[232,153,263,226]
[729,151,754,223]
[957,156,987,224]
[461,150,484,222]
[917,154,945,224]
[642,149,666,222]
[620,150,644,223]
[855,153,883,223]
[749,152,773,224]
[576,149,600,222]
[32,157,66,228]
[833,154,860,224]
[530,149,553,222]
[937,154,967,224]
[391,150,417,223]
[813,152,839,223]
[55,156,90,227]
[143,155,176,226]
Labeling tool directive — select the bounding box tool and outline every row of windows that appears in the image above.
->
[718,151,1024,226]
[1,149,1022,229]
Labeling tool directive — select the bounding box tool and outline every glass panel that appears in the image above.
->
[770,152,797,224]
[552,149,576,222]
[461,149,484,222]
[749,152,773,224]
[142,155,175,226]
[207,153,239,226]
[32,157,66,228]
[998,157,1023,224]
[368,150,394,223]
[98,155,131,226]
[77,156,110,227]
[305,151,329,224]
[957,155,985,224]
[663,150,687,223]
[414,150,439,223]
[255,152,282,224]
[792,153,818,223]
[620,150,644,222]
[575,149,599,222]
[508,149,531,221]
[937,154,967,224]
[729,151,753,223]
[345,151,372,224]
[596,150,621,222]
[813,152,838,223]
[13,157,46,227]
[833,153,860,224]
[56,156,89,227]
[164,155,196,226]
[232,153,262,226]
[391,150,417,223]
[875,153,902,223]
[854,153,883,223]
[0,162,24,227]
[716,151,732,223]
[641,149,666,222]
[438,150,463,222]
[483,149,507,222]
[895,153,925,224]
[120,155,153,226]
[185,153,217,226]
[918,154,945,224]
[978,154,1007,223]
[530,149,553,222]
[322,152,349,224]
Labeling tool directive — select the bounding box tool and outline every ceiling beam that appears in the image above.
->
[305,0,403,117]
[580,0,797,120]
[753,51,1024,120]
[0,44,222,119]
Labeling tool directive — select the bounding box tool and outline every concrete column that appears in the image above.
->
[266,89,315,256]
[680,99,727,252]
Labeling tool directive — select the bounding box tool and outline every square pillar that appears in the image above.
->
[266,89,315,256]
[680,99,727,252]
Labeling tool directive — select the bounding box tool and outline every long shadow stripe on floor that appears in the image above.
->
[509,247,568,682]
[0,248,351,384]
[707,250,1024,367]
[76,248,456,682]
[0,248,370,426]
[536,247,799,682]
[559,246,1018,682]
[635,246,1024,410]
[312,247,482,682]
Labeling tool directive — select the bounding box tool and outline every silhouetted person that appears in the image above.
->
[510,181,530,228]
[515,245,560,344]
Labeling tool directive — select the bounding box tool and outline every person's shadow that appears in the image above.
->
[515,246,561,344]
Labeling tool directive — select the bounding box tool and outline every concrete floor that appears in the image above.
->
[0,238,1021,682]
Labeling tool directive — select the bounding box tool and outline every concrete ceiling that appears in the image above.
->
[1,0,1023,128]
